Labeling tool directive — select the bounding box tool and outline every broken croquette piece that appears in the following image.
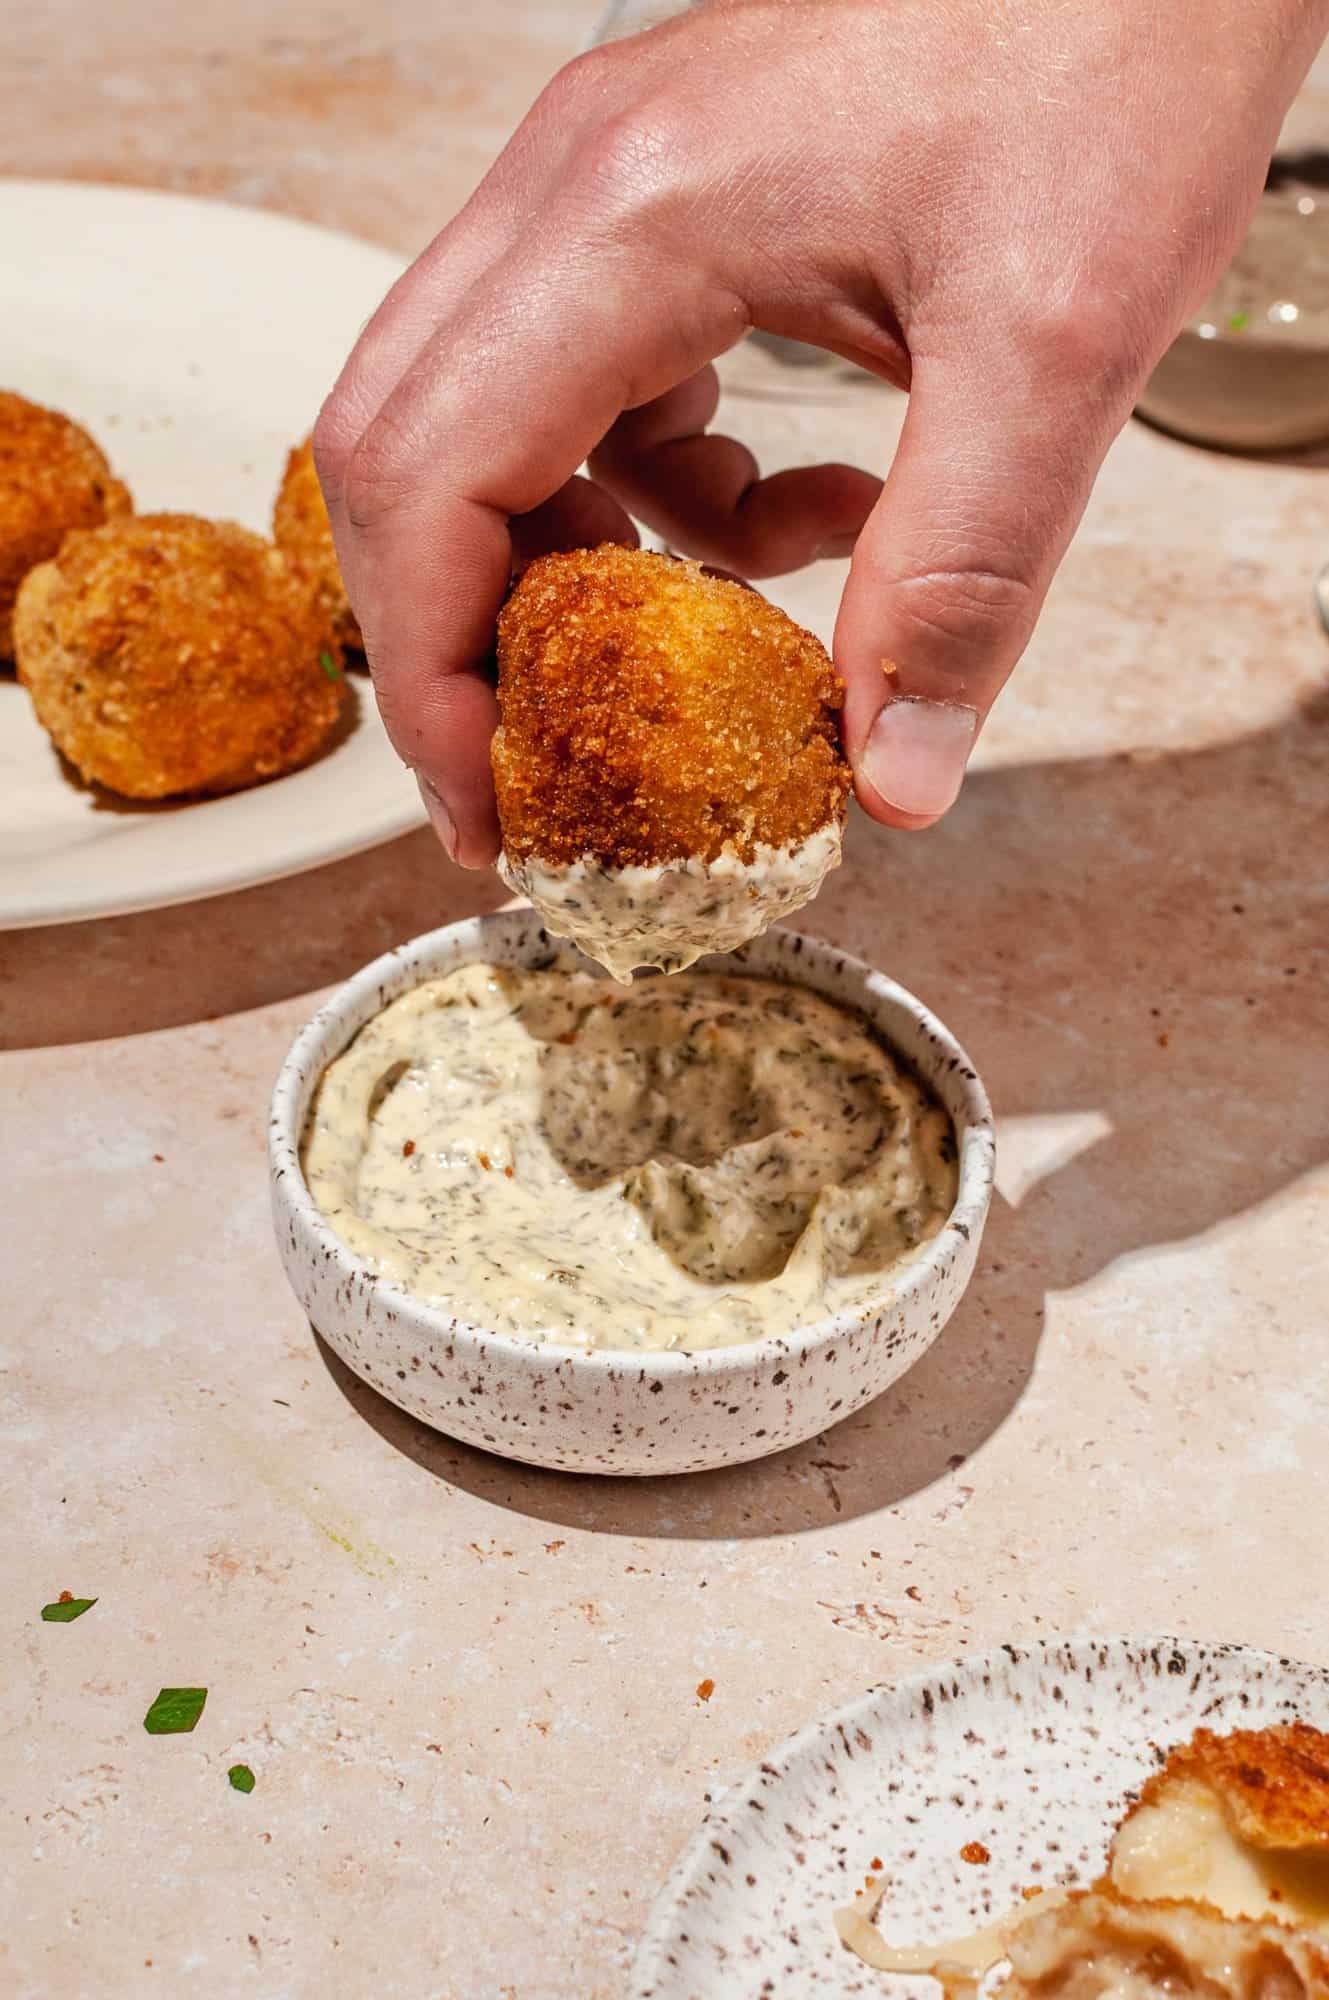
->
[272,435,362,655]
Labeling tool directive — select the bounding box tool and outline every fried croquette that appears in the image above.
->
[1121,1724,1329,1856]
[493,543,848,867]
[272,436,362,654]
[840,1723,1329,1993]
[491,545,851,979]
[1110,1724,1329,1933]
[14,512,345,799]
[0,390,131,660]
[1033,1727,1329,2000]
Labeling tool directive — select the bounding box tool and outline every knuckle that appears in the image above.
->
[341,413,417,536]
[570,96,689,230]
[341,450,388,537]
[1023,288,1149,403]
[528,47,635,167]
[968,227,1156,406]
[889,562,1039,655]
[542,43,626,116]
[310,397,355,498]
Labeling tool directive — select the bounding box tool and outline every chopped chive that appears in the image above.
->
[144,1687,208,1735]
[227,1763,256,1794]
[319,649,342,680]
[41,1595,97,1623]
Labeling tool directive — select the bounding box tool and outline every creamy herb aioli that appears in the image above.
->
[496,823,843,983]
[302,963,957,1353]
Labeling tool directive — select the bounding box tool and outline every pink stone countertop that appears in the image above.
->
[3,11,1329,1999]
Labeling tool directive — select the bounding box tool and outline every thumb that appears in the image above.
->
[834,344,1128,827]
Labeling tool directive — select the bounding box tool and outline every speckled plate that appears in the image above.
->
[630,1636,1329,1999]
[0,180,423,929]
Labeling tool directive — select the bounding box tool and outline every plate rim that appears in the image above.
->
[0,171,416,261]
[629,1632,1329,1996]
[0,781,426,929]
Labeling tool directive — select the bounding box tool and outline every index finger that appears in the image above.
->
[590,370,881,577]
[323,234,745,864]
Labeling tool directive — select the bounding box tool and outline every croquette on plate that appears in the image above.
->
[15,512,345,800]
[491,544,850,979]
[0,389,131,660]
[272,436,362,655]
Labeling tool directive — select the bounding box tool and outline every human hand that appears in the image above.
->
[314,0,1325,865]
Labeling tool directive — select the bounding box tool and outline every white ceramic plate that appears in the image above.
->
[631,1636,1329,1999]
[0,179,424,929]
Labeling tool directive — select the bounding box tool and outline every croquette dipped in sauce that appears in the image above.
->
[0,390,131,661]
[492,545,850,980]
[14,513,345,799]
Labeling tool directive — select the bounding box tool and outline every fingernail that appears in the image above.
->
[860,698,978,819]
[415,773,458,860]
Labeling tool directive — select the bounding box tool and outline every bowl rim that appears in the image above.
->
[268,911,995,1379]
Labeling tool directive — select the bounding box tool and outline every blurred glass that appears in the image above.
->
[1138,49,1329,453]
[1137,139,1329,453]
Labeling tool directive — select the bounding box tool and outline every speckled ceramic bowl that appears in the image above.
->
[268,911,994,1477]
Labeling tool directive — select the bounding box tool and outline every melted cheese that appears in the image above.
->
[1006,1892,1329,2000]
[1110,1776,1329,1932]
[834,1884,1054,1999]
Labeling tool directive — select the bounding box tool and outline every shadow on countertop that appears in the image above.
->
[8,640,1327,1534]
[314,1228,1027,1540]
[311,680,1329,1536]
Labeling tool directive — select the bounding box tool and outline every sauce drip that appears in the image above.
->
[497,824,843,983]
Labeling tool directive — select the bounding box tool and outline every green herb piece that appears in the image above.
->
[41,1595,97,1623]
[144,1687,208,1735]
[227,1763,256,1794]
[1226,309,1250,333]
[319,649,342,681]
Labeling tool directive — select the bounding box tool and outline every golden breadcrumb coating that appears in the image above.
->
[1127,1725,1329,1853]
[492,544,850,869]
[15,512,345,799]
[0,389,131,660]
[272,436,362,653]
